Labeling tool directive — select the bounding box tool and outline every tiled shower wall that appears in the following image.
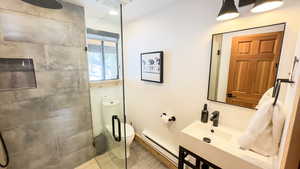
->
[0,1,95,169]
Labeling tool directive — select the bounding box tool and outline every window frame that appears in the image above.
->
[86,29,120,82]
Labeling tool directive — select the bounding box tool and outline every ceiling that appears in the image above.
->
[63,0,178,23]
[63,0,121,24]
[123,0,178,22]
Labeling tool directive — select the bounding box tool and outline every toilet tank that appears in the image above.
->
[101,97,122,128]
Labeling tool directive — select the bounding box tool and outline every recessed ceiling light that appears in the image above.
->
[251,0,284,13]
[109,10,119,15]
[217,0,240,21]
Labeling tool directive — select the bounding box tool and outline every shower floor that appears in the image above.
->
[75,141,169,169]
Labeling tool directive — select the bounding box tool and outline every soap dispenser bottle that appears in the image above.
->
[201,104,209,123]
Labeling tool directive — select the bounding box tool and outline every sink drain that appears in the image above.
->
[203,137,211,143]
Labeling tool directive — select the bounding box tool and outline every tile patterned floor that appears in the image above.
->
[75,141,169,169]
[127,141,168,169]
[75,159,100,169]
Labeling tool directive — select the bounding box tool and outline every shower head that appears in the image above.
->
[22,0,63,9]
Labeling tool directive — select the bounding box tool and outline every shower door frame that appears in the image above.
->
[120,4,128,169]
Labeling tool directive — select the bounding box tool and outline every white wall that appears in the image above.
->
[123,0,300,162]
[277,32,300,169]
[209,34,222,100]
[216,24,285,102]
[86,17,120,34]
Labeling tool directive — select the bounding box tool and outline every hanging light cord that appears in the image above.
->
[0,132,9,168]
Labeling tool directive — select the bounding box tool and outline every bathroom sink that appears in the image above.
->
[179,121,273,169]
[185,121,236,144]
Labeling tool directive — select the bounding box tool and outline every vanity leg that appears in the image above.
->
[178,146,185,169]
[196,158,200,169]
[202,163,209,169]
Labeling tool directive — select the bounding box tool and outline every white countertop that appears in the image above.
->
[179,121,273,169]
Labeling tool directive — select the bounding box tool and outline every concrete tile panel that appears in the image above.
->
[0,10,80,46]
[60,129,93,156]
[45,45,82,71]
[0,0,85,25]
[0,41,47,71]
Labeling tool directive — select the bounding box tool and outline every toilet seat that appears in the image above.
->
[105,122,135,157]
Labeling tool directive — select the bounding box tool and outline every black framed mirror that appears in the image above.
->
[207,23,286,109]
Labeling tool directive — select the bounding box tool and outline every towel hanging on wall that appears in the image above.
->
[238,99,285,156]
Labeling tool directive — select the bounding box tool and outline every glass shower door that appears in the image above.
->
[86,2,127,169]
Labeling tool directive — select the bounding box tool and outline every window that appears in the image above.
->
[87,29,119,81]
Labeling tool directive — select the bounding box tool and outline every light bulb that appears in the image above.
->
[217,12,240,21]
[251,1,283,13]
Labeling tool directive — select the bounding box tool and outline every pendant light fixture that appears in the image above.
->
[217,0,240,21]
[251,0,283,13]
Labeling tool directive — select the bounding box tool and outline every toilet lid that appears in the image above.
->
[106,123,134,137]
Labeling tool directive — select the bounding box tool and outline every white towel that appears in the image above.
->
[256,87,274,109]
[238,99,285,156]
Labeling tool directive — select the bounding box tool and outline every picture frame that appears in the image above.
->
[141,51,164,83]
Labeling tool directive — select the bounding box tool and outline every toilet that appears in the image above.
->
[102,97,135,158]
[105,123,135,157]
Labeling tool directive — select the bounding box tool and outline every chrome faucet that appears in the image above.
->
[210,111,220,127]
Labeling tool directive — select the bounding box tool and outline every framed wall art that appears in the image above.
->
[141,51,163,83]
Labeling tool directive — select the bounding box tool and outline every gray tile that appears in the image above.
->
[45,45,82,71]
[0,71,37,90]
[127,141,169,169]
[14,88,53,102]
[0,90,16,105]
[0,10,81,47]
[79,70,90,92]
[0,1,93,169]
[35,71,80,89]
[14,86,86,103]
[36,104,89,121]
[34,110,92,142]
[0,30,3,41]
[0,0,85,26]
[1,123,40,154]
[60,129,94,156]
[36,91,90,113]
[7,151,30,169]
[0,41,47,71]
[60,146,95,169]
[0,0,41,17]
[0,99,38,130]
[26,138,62,169]
[79,50,89,71]
[1,108,92,155]
[6,136,62,169]
[38,1,85,27]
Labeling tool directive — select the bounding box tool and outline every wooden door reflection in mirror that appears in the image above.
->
[208,23,286,109]
[227,32,283,108]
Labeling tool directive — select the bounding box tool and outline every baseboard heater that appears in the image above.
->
[141,130,178,165]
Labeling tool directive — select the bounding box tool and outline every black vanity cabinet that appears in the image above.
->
[178,146,221,169]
